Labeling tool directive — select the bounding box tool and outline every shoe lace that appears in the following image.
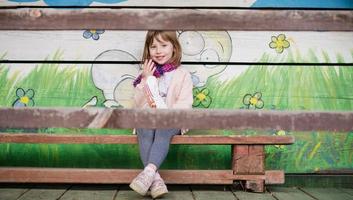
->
[151,178,165,189]
[136,171,154,187]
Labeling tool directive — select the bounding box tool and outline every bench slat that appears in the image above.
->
[0,108,352,132]
[0,133,294,144]
[0,167,284,184]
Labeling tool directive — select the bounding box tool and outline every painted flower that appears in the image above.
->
[269,34,290,53]
[12,88,35,107]
[243,92,264,109]
[193,88,212,108]
[83,29,105,40]
[274,130,286,149]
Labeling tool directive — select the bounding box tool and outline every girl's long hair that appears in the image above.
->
[142,31,182,67]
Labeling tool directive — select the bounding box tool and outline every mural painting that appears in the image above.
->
[0,0,352,173]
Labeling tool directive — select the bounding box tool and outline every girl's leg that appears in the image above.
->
[136,128,155,167]
[130,128,179,196]
[130,129,157,195]
[147,128,180,168]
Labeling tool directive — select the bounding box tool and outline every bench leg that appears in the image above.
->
[246,180,265,192]
[232,145,265,192]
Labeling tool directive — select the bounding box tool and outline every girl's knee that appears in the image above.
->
[137,129,155,139]
[155,129,180,141]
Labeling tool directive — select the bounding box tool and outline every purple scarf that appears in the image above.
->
[133,63,177,87]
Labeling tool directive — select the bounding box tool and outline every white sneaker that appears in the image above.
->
[150,173,168,199]
[129,169,155,196]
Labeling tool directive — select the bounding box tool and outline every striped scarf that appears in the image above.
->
[133,63,177,87]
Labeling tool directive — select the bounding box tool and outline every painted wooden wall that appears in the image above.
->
[0,0,352,174]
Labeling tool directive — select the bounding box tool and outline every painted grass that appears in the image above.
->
[0,49,352,172]
[203,49,353,172]
[0,60,229,169]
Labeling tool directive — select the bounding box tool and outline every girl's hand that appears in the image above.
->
[142,59,156,78]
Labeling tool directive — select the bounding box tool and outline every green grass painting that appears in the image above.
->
[199,50,353,172]
[0,49,352,172]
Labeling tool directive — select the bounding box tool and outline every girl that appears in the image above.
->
[130,31,193,198]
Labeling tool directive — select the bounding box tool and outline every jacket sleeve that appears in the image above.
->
[133,79,149,109]
[171,71,193,109]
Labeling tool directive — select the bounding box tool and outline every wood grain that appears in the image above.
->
[0,8,352,31]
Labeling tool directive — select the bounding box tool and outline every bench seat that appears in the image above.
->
[0,133,294,192]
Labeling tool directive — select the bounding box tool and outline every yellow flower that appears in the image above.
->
[243,92,264,109]
[193,88,212,108]
[269,34,290,53]
[12,88,35,107]
[196,93,206,102]
[20,96,29,104]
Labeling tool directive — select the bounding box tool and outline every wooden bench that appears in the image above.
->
[0,133,294,192]
[1,108,353,192]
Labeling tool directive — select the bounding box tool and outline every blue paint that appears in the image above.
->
[9,0,126,6]
[252,0,353,8]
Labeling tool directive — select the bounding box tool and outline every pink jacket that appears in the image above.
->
[133,66,193,109]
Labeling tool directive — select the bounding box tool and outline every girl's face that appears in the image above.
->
[149,35,174,65]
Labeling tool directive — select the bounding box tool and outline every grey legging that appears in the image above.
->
[136,128,180,168]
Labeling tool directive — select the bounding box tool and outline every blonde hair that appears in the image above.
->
[142,31,182,66]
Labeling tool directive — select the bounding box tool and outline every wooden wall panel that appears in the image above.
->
[1,31,352,63]
[1,9,352,31]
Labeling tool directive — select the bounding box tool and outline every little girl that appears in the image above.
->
[130,31,193,198]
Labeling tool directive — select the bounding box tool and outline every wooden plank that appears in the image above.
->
[0,185,29,200]
[265,171,285,184]
[0,168,234,184]
[1,32,352,63]
[0,167,284,184]
[245,180,264,192]
[299,188,353,200]
[16,185,69,200]
[116,185,195,200]
[233,190,276,200]
[0,108,352,132]
[339,188,353,196]
[59,185,118,200]
[232,145,270,192]
[161,185,195,200]
[233,145,249,174]
[159,170,234,184]
[115,189,152,200]
[0,8,352,31]
[283,174,353,187]
[0,134,295,145]
[249,145,264,174]
[191,185,236,200]
[268,187,315,200]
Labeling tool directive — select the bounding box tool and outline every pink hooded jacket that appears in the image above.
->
[133,66,193,109]
[133,66,193,134]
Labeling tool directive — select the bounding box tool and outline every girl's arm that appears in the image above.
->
[133,60,156,109]
[133,79,149,109]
